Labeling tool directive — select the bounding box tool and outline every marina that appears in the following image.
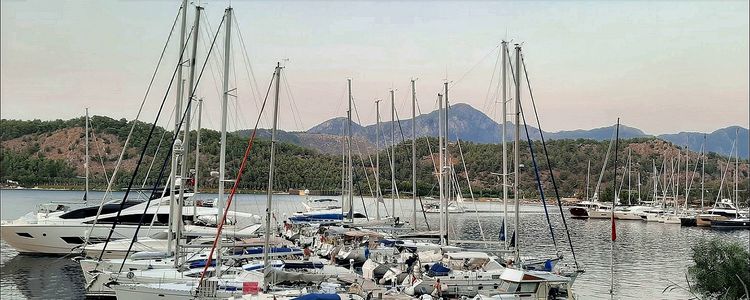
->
[1,1,749,300]
[1,190,748,299]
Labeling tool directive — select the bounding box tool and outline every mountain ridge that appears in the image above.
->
[306,103,749,158]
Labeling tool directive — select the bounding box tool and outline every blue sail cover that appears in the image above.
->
[289,212,344,224]
[428,263,451,276]
[234,247,301,255]
[293,294,341,300]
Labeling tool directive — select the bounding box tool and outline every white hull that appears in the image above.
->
[84,238,171,259]
[614,211,642,220]
[113,283,240,300]
[0,223,165,254]
[587,210,611,219]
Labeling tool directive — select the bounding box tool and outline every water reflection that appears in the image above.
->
[1,190,748,299]
[1,241,85,300]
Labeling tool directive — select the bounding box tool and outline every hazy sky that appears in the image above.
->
[1,0,748,135]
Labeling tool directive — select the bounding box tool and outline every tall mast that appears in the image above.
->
[193,98,203,222]
[734,128,739,215]
[168,0,188,258]
[85,108,90,204]
[443,81,450,245]
[390,89,396,216]
[375,100,381,220]
[501,41,509,249]
[701,134,706,210]
[685,144,689,210]
[653,160,658,205]
[637,172,641,204]
[263,62,282,280]
[610,118,620,295]
[586,160,591,202]
[437,93,445,245]
[627,148,631,205]
[194,98,203,193]
[676,152,681,210]
[216,7,232,276]
[175,4,202,267]
[411,79,417,230]
[347,79,353,220]
[513,44,521,260]
[341,129,345,210]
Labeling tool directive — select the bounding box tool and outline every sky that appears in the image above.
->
[1,0,748,135]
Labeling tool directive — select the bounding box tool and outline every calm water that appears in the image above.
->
[1,189,748,299]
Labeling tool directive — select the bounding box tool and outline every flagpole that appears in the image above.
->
[610,118,620,296]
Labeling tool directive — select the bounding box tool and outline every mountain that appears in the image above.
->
[308,103,543,145]
[1,116,747,203]
[547,125,648,140]
[658,126,749,159]
[306,103,748,158]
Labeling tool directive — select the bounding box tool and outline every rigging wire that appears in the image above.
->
[519,51,579,267]
[83,7,184,248]
[198,69,277,288]
[454,136,486,242]
[108,14,227,271]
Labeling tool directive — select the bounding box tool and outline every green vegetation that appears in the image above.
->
[1,117,748,205]
[688,238,750,299]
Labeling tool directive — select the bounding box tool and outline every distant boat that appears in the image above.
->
[710,217,750,230]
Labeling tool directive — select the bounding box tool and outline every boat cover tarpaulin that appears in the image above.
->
[292,294,341,300]
[428,263,451,276]
[264,269,333,286]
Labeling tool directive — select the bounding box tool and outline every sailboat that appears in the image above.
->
[404,42,579,299]
[569,127,616,219]
[697,135,741,227]
[710,129,749,230]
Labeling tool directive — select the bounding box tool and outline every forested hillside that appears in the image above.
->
[1,116,747,205]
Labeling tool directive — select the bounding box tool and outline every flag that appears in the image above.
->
[499,219,506,241]
[611,212,617,241]
[509,231,516,248]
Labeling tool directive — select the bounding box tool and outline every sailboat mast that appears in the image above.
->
[610,118,620,295]
[375,100,381,220]
[734,128,739,215]
[501,41,509,249]
[341,130,345,210]
[638,172,641,204]
[168,0,188,258]
[264,62,282,277]
[216,7,232,276]
[175,4,202,267]
[685,144,689,210]
[627,148,631,205]
[194,98,203,193]
[193,98,202,222]
[85,108,90,204]
[585,160,591,202]
[443,81,450,244]
[653,160,658,205]
[347,79,353,220]
[438,93,445,245]
[513,44,521,260]
[701,134,706,210]
[411,79,417,230]
[390,89,396,216]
